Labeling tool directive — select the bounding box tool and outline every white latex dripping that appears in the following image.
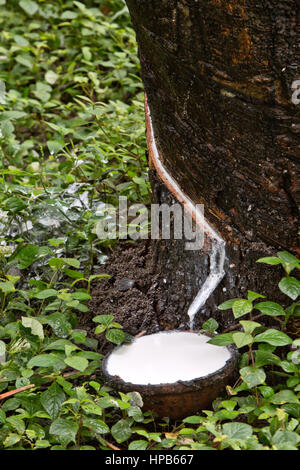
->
[146,100,226,329]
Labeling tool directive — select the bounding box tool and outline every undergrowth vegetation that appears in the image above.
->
[0,0,299,451]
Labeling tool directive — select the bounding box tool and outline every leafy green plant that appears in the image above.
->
[0,0,149,274]
[212,251,300,333]
[196,251,300,450]
[93,314,128,346]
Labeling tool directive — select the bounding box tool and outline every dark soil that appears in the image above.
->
[79,240,189,342]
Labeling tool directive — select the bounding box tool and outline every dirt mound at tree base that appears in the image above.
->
[79,241,188,344]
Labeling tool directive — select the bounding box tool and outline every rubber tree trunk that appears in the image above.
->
[125,0,300,330]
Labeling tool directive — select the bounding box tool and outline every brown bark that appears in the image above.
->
[126,0,300,329]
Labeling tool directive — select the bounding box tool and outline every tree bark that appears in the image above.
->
[126,0,300,329]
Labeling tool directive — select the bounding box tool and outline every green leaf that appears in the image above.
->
[15,54,33,69]
[27,354,64,369]
[240,367,266,388]
[282,404,300,419]
[271,390,299,405]
[116,399,130,411]
[15,244,39,269]
[34,82,51,102]
[40,383,66,419]
[93,314,114,327]
[16,377,30,388]
[0,409,6,425]
[111,419,132,443]
[232,299,253,318]
[82,417,109,435]
[34,440,51,449]
[128,440,148,450]
[1,119,14,138]
[94,324,106,334]
[178,428,196,436]
[256,257,282,265]
[97,397,118,409]
[222,422,253,440]
[0,281,15,294]
[254,329,292,346]
[65,344,79,357]
[48,258,67,270]
[82,47,92,60]
[2,111,26,120]
[6,275,20,284]
[34,289,58,299]
[4,196,26,214]
[63,268,83,279]
[183,416,203,424]
[201,318,219,333]
[44,312,72,338]
[219,400,237,411]
[47,140,64,155]
[255,301,285,317]
[232,332,253,348]
[71,291,91,301]
[292,305,300,317]
[88,274,110,282]
[279,360,298,373]
[6,416,25,434]
[286,377,300,388]
[42,339,73,351]
[61,10,78,19]
[218,299,240,310]
[277,251,300,267]
[81,403,103,416]
[272,429,300,450]
[254,350,280,368]
[45,70,58,85]
[127,392,143,408]
[49,418,78,447]
[0,340,6,357]
[4,433,21,448]
[279,277,300,300]
[106,329,125,345]
[19,0,38,15]
[208,332,234,346]
[240,320,261,334]
[64,356,88,372]
[21,317,44,340]
[134,429,161,442]
[48,238,65,247]
[63,258,80,268]
[128,406,144,422]
[71,330,87,343]
[258,386,274,399]
[247,291,265,302]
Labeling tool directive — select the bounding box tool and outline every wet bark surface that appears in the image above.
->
[149,169,289,330]
[86,172,291,341]
[121,0,300,325]
[126,0,299,247]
